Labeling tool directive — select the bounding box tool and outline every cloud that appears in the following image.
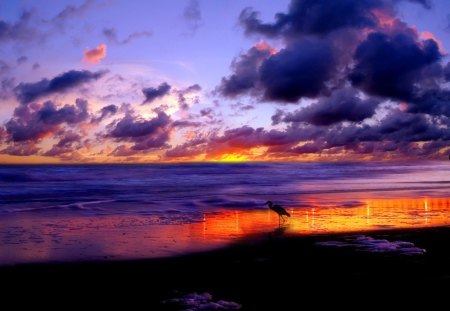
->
[183,105,450,159]
[51,0,96,26]
[183,0,202,35]
[106,111,172,154]
[239,0,381,38]
[0,127,6,143]
[165,137,207,158]
[0,142,39,156]
[211,0,450,159]
[218,43,275,98]
[172,120,202,128]
[349,31,441,101]
[259,40,335,102]
[0,10,39,43]
[91,104,118,123]
[142,82,172,104]
[282,88,380,126]
[38,99,89,125]
[43,131,83,157]
[0,77,15,100]
[444,62,450,82]
[102,27,152,45]
[4,98,90,142]
[408,89,450,117]
[83,43,107,64]
[16,56,27,65]
[407,0,432,9]
[221,0,446,105]
[177,84,202,110]
[14,69,106,104]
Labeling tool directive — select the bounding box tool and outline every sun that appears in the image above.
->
[217,153,249,162]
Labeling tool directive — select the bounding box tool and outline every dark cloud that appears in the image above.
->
[349,31,441,101]
[32,63,40,71]
[91,104,118,123]
[102,27,152,45]
[15,70,106,104]
[218,44,274,98]
[260,40,334,102]
[183,0,202,35]
[142,82,171,104]
[283,88,380,126]
[219,38,337,103]
[408,90,450,117]
[177,84,201,110]
[444,63,450,82]
[107,111,172,153]
[16,56,27,65]
[5,98,90,142]
[38,99,89,125]
[239,0,381,38]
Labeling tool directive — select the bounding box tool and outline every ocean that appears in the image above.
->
[1,161,450,264]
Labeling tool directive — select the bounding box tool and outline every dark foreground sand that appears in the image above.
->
[3,226,450,309]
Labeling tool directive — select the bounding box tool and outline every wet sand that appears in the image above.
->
[3,226,450,309]
[2,196,450,266]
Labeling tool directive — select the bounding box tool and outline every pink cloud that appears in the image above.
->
[83,43,107,64]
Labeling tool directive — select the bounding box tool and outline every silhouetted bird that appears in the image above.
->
[265,201,290,224]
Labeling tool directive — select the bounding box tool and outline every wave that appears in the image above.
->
[1,162,450,221]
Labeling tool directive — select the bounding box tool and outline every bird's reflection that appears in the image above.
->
[271,224,288,238]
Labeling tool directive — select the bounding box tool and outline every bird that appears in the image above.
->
[265,201,290,225]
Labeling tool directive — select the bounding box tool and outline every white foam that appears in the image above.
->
[163,292,242,310]
[317,235,426,255]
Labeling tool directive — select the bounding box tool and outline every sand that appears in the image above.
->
[2,226,450,309]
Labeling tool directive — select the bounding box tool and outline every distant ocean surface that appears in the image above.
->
[1,162,450,223]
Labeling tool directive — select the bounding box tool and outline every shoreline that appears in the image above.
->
[3,225,450,308]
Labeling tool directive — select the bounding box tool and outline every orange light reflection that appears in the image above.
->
[1,197,450,265]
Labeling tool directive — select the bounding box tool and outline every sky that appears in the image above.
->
[0,0,450,163]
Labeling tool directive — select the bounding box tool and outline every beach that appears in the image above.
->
[2,162,450,309]
[2,226,450,309]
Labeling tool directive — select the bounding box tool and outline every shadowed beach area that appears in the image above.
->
[3,226,450,309]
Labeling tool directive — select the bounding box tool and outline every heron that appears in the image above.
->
[265,201,290,225]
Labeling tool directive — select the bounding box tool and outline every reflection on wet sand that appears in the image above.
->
[203,197,450,237]
[1,197,450,265]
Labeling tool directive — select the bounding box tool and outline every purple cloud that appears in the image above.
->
[102,27,152,45]
[15,70,106,104]
[142,82,171,104]
[107,111,172,154]
[349,31,441,101]
[4,98,90,143]
[283,88,380,126]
